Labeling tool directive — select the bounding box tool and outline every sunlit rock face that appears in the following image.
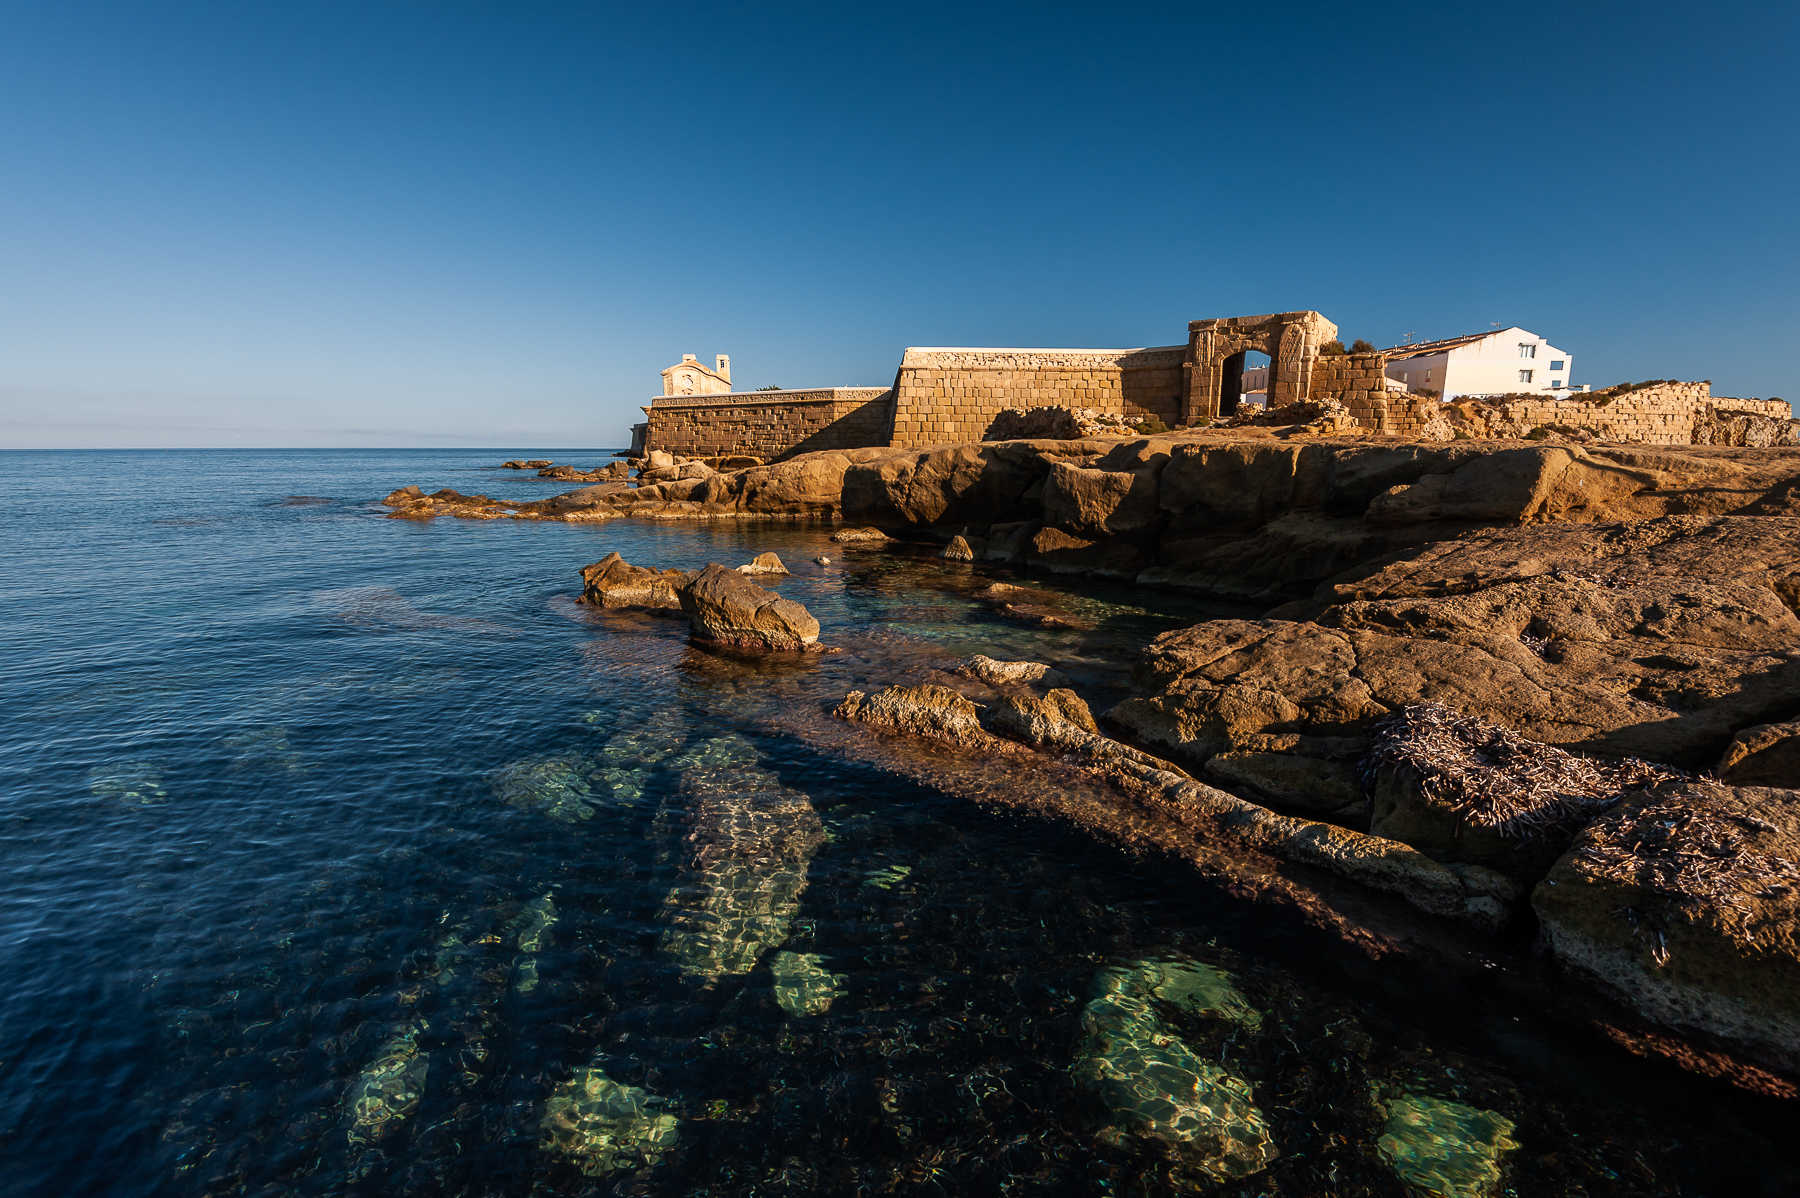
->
[1073,957,1277,1182]
[1374,1088,1519,1198]
[540,1065,680,1177]
[656,736,826,983]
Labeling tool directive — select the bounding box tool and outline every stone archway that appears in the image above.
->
[1183,311,1338,424]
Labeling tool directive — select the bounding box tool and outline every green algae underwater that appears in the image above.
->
[1,447,1795,1196]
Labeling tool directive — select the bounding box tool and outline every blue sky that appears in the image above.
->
[1,0,1794,447]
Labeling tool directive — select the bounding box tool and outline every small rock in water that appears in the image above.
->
[814,555,831,565]
[737,551,789,575]
[88,761,168,806]
[540,1066,680,1176]
[941,535,975,562]
[770,950,847,1016]
[1374,1089,1519,1198]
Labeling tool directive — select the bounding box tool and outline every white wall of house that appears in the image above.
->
[1387,328,1576,398]
[1385,351,1450,395]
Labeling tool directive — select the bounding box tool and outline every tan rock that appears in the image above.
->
[678,564,820,651]
[1717,721,1800,785]
[577,552,690,610]
[1533,781,1800,1072]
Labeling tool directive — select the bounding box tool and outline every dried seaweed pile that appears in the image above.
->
[1364,704,1674,841]
[1575,797,1800,914]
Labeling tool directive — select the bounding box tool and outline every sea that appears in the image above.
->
[1,447,1793,1196]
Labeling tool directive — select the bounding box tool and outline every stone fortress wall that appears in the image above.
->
[887,346,1187,447]
[643,388,892,460]
[636,312,1793,459]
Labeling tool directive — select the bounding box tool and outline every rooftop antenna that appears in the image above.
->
[1489,321,1502,330]
[1401,330,1418,345]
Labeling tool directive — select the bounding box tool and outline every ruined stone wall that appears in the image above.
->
[889,347,1186,447]
[1309,353,1433,435]
[1444,383,1793,444]
[644,388,893,460]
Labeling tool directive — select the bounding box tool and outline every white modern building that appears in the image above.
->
[1382,327,1579,398]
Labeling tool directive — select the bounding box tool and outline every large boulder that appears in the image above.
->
[577,552,690,610]
[1533,781,1800,1072]
[678,563,821,651]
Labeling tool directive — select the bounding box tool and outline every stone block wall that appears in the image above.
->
[1443,383,1793,444]
[643,388,893,461]
[1308,353,1426,433]
[888,347,1186,447]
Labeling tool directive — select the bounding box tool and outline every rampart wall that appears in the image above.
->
[643,388,893,461]
[887,347,1186,447]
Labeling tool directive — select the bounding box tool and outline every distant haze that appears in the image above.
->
[1,0,1794,448]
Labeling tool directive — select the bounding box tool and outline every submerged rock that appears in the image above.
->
[346,1022,428,1147]
[1074,956,1276,1181]
[511,892,556,994]
[540,1065,679,1176]
[88,761,168,806]
[658,745,826,983]
[490,756,598,823]
[1374,1089,1519,1198]
[770,950,847,1016]
[679,563,821,651]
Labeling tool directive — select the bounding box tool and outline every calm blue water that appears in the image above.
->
[1,448,1793,1196]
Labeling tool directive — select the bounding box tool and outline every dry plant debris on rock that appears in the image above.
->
[1576,799,1800,923]
[1363,704,1674,842]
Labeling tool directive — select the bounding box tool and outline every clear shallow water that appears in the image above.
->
[1,448,1794,1196]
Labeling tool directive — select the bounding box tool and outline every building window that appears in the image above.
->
[1550,378,1563,388]
[1519,369,1534,384]
[1549,359,1564,371]
[1518,343,1536,359]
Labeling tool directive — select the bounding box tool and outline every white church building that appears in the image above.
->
[1382,327,1580,398]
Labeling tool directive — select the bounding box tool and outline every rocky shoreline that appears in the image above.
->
[387,427,1800,1091]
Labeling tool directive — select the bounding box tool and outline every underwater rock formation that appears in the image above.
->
[540,1066,680,1177]
[657,738,826,983]
[1373,1088,1519,1198]
[489,755,599,823]
[88,761,168,806]
[1074,956,1276,1181]
[345,1022,428,1147]
[770,950,847,1016]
